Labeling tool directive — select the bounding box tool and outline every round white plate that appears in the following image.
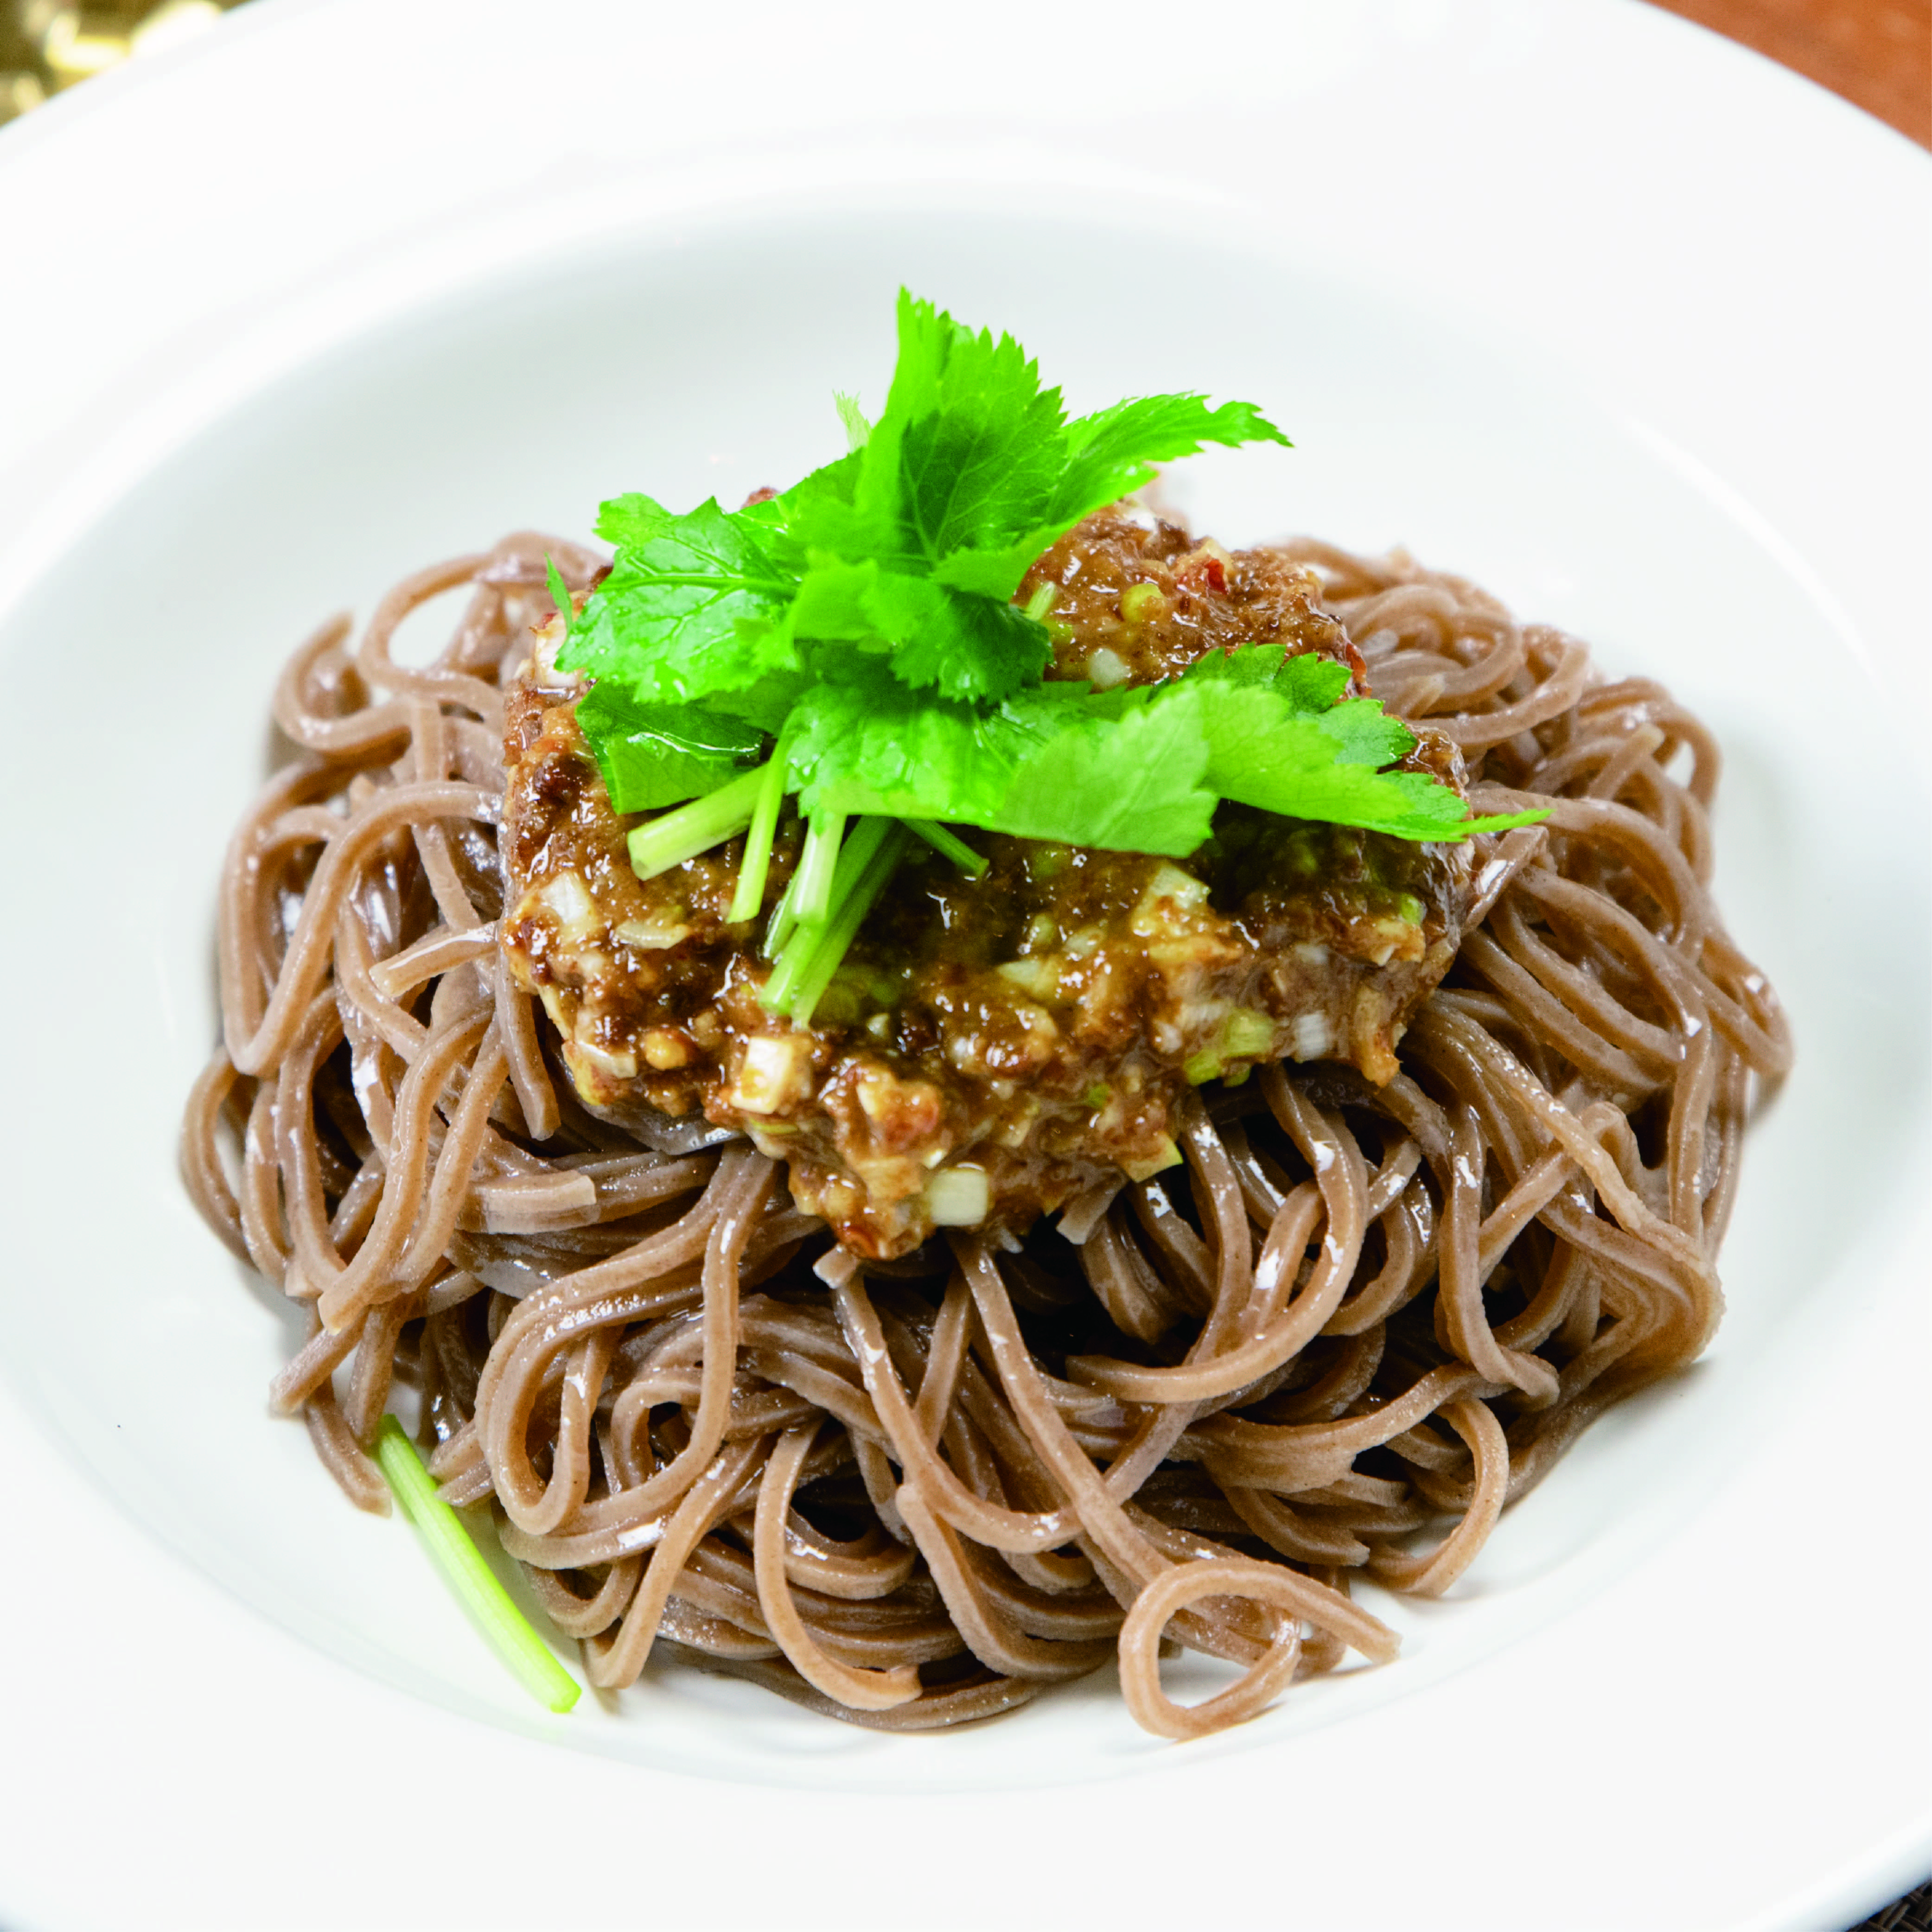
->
[1,3,1927,1927]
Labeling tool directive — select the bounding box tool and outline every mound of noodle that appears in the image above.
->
[182,531,1789,1738]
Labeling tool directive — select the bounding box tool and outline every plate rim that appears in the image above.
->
[1,4,1928,1928]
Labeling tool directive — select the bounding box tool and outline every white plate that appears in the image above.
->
[1,2,1928,1927]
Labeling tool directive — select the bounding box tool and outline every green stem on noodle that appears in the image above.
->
[760,816,895,1017]
[790,809,847,928]
[764,860,804,961]
[727,752,790,923]
[374,1416,580,1715]
[904,818,988,876]
[785,821,911,1026]
[625,760,770,882]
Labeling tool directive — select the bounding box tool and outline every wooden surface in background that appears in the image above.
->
[1645,0,1932,146]
[7,4,1928,143]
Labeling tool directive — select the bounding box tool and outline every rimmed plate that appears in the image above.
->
[1,3,1927,1927]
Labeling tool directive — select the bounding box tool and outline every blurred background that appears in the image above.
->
[2,0,234,121]
[0,0,1927,145]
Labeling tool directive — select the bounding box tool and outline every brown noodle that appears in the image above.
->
[181,531,1790,1738]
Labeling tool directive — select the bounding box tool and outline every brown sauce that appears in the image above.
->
[500,510,1474,1256]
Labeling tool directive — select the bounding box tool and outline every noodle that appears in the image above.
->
[181,530,1789,1737]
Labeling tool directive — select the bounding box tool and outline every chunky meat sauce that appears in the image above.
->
[501,507,1474,1258]
[1019,504,1371,693]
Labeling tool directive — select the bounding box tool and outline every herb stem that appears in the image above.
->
[904,818,988,876]
[787,822,911,1026]
[727,753,789,923]
[765,864,803,960]
[791,810,847,927]
[373,1416,580,1714]
[543,555,576,637]
[760,816,893,1016]
[625,761,769,882]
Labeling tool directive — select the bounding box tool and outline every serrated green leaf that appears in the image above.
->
[897,394,1064,561]
[564,289,1541,872]
[543,553,575,635]
[1192,681,1536,839]
[759,449,897,566]
[1311,695,1418,769]
[1180,640,1349,705]
[574,683,766,813]
[784,663,1040,822]
[750,447,860,523]
[1049,393,1289,529]
[988,688,1217,855]
[929,394,1292,604]
[1180,644,1408,759]
[786,559,1051,703]
[560,497,797,706]
[898,356,1065,558]
[861,576,1050,702]
[785,556,888,641]
[834,391,872,452]
[925,542,1042,600]
[836,292,1070,576]
[593,492,678,548]
[697,666,810,736]
[1275,650,1354,713]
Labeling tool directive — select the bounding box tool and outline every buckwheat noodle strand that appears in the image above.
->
[181,532,1788,1736]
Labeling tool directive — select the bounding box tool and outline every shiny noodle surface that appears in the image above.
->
[181,532,1790,1737]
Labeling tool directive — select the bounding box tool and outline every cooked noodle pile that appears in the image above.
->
[182,532,1789,1738]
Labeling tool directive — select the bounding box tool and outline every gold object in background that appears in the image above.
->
[1,0,238,126]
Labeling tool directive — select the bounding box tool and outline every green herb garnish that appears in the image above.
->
[555,291,1545,1013]
[374,1416,580,1715]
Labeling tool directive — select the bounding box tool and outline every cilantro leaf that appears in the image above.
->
[592,492,678,548]
[562,287,1539,891]
[1308,693,1419,770]
[988,689,1217,855]
[783,557,888,642]
[881,295,1068,561]
[561,497,797,704]
[1277,651,1356,713]
[923,542,1046,601]
[574,683,765,814]
[834,391,872,452]
[757,450,895,567]
[784,663,1040,822]
[851,294,1053,549]
[1179,644,1425,780]
[928,396,1291,604]
[786,559,1051,702]
[886,584,1050,701]
[1051,393,1290,527]
[775,294,1073,688]
[1189,681,1541,839]
[1180,640,1349,707]
[697,667,809,735]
